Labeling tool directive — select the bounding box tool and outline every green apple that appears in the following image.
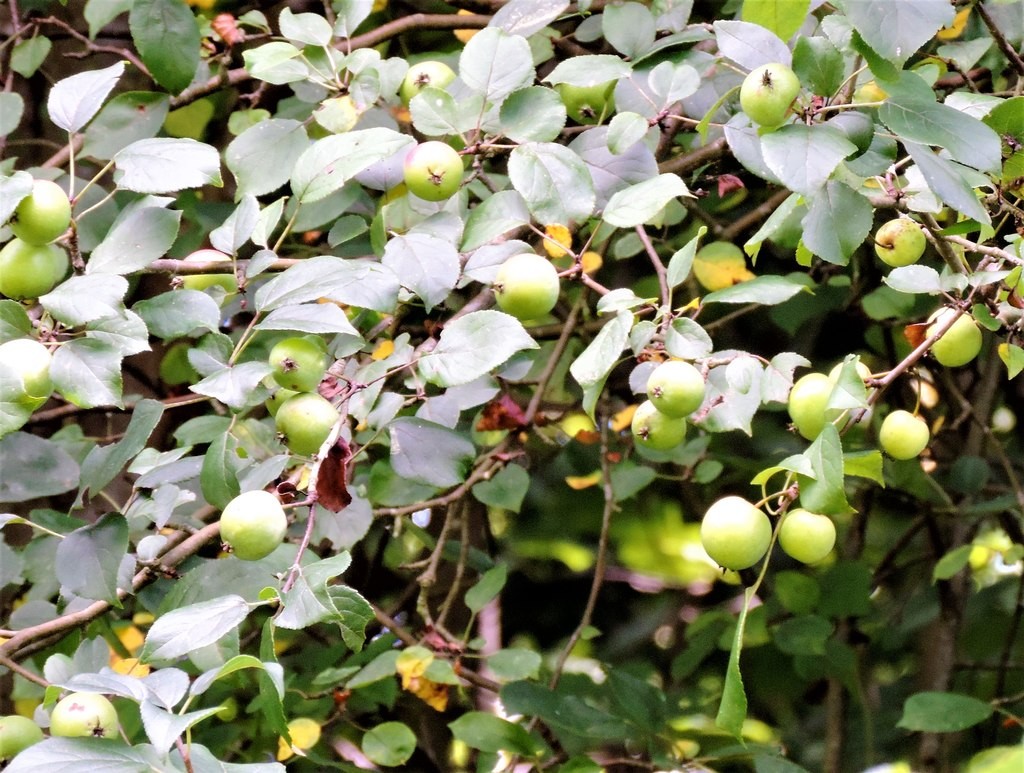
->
[827,359,872,383]
[219,489,288,561]
[740,63,801,128]
[266,388,299,418]
[0,338,52,400]
[9,179,72,245]
[275,392,339,456]
[269,336,329,392]
[631,399,686,451]
[400,61,455,106]
[0,715,44,761]
[181,248,237,293]
[556,81,616,125]
[0,239,68,299]
[825,110,874,157]
[778,509,836,564]
[646,360,705,418]
[879,409,929,460]
[493,253,560,320]
[700,496,772,570]
[49,693,118,738]
[787,372,835,440]
[159,341,200,386]
[927,308,982,367]
[874,218,926,267]
[403,141,463,201]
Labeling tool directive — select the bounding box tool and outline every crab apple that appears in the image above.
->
[275,392,339,456]
[700,496,772,571]
[493,253,560,320]
[788,372,836,440]
[646,360,705,418]
[0,338,52,400]
[874,218,926,267]
[266,388,299,418]
[0,715,44,761]
[927,308,982,367]
[400,61,455,106]
[219,489,288,561]
[631,400,687,451]
[49,693,118,739]
[740,63,800,128]
[403,141,463,201]
[269,336,329,393]
[557,81,616,125]
[879,409,930,460]
[779,509,836,564]
[9,179,71,245]
[0,238,68,299]
[181,248,237,293]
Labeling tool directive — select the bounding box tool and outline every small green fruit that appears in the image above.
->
[266,388,299,418]
[778,509,836,564]
[646,360,705,418]
[0,239,68,299]
[400,61,456,106]
[0,715,44,761]
[700,496,772,570]
[493,253,560,320]
[403,141,463,202]
[927,308,982,367]
[269,336,329,392]
[787,373,836,440]
[9,179,72,245]
[556,81,616,125]
[49,693,118,739]
[631,400,687,451]
[879,409,929,460]
[219,489,288,561]
[740,63,800,128]
[275,392,339,456]
[181,249,237,293]
[0,338,52,400]
[874,218,926,267]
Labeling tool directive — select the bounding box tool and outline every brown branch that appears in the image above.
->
[657,137,728,177]
[976,1,1024,75]
[346,13,490,50]
[719,188,792,242]
[35,16,150,76]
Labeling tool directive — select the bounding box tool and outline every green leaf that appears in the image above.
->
[278,6,333,46]
[40,275,128,326]
[545,55,632,87]
[509,141,596,226]
[461,191,531,251]
[487,648,542,681]
[742,0,810,43]
[703,275,807,306]
[608,669,667,731]
[0,433,80,503]
[382,231,460,312]
[47,61,124,133]
[797,424,850,516]
[716,587,754,738]
[4,737,168,773]
[465,564,508,614]
[817,562,872,618]
[254,256,400,314]
[607,112,649,155]
[362,722,417,767]
[801,180,874,266]
[472,464,530,512]
[290,128,413,204]
[388,417,475,488]
[141,595,251,662]
[840,0,954,68]
[255,304,360,338]
[140,703,223,755]
[570,310,632,419]
[113,138,222,194]
[933,544,973,582]
[491,0,569,36]
[409,87,463,137]
[501,680,630,741]
[0,299,32,343]
[792,36,844,97]
[998,343,1024,379]
[898,691,993,732]
[242,41,308,85]
[420,310,539,388]
[843,450,884,486]
[500,87,567,143]
[603,173,689,228]
[80,92,170,161]
[884,265,942,295]
[460,28,536,102]
[713,20,791,69]
[129,0,201,94]
[11,36,51,78]
[56,513,129,604]
[85,0,134,39]
[200,432,241,510]
[79,399,163,501]
[225,118,309,198]
[905,142,991,225]
[190,362,273,411]
[87,206,181,275]
[0,93,24,137]
[449,712,540,756]
[603,2,656,59]
[761,124,856,196]
[667,226,706,287]
[133,290,220,339]
[51,339,124,409]
[664,317,712,359]
[771,614,833,656]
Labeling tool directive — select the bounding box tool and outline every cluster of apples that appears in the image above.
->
[266,335,339,457]
[630,360,707,451]
[0,179,71,300]
[0,692,119,764]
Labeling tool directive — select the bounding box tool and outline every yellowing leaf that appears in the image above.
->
[937,7,970,40]
[372,339,395,360]
[114,624,145,655]
[110,656,151,677]
[454,9,478,43]
[581,250,603,274]
[396,646,433,687]
[407,676,449,711]
[288,718,322,750]
[565,471,601,490]
[693,242,756,291]
[544,224,572,258]
[276,737,294,762]
[611,404,638,432]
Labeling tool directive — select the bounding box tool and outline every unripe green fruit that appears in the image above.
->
[49,693,118,739]
[631,400,686,451]
[700,496,772,571]
[874,218,926,267]
[788,373,835,440]
[219,489,288,561]
[269,336,329,392]
[493,253,560,320]
[275,392,339,456]
[778,509,836,564]
[0,338,52,400]
[400,61,455,106]
[927,308,982,367]
[0,715,44,761]
[0,239,68,299]
[181,249,237,293]
[646,360,705,418]
[556,81,616,125]
[403,141,463,202]
[740,63,800,128]
[9,179,72,245]
[266,388,299,418]
[879,409,929,460]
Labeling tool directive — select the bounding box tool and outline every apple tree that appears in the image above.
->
[1,0,1022,771]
